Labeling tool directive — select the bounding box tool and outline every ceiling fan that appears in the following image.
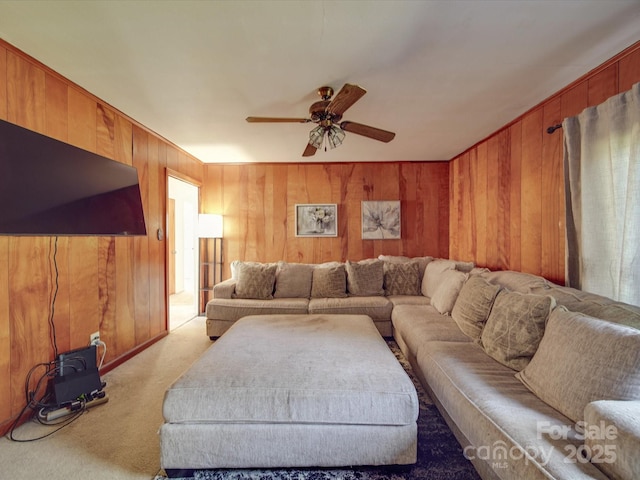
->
[246,84,396,157]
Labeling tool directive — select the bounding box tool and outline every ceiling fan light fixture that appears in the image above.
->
[327,125,345,149]
[309,125,325,149]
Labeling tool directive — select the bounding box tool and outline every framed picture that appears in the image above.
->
[362,200,401,239]
[295,204,338,237]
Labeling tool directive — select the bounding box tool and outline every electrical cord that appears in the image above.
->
[95,340,107,369]
[9,235,106,442]
[48,236,60,359]
[8,360,86,442]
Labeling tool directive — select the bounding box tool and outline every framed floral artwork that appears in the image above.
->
[295,204,338,237]
[362,201,401,239]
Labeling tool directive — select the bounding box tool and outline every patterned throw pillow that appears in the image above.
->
[383,261,421,296]
[233,262,277,299]
[481,290,556,371]
[345,260,385,296]
[310,264,348,298]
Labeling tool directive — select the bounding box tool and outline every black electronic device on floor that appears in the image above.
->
[53,345,104,406]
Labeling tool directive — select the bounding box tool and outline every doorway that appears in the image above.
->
[168,176,199,330]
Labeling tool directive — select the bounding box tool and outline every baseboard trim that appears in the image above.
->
[99,331,169,376]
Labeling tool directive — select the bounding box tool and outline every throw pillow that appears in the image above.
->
[421,259,456,298]
[233,262,277,299]
[378,255,433,279]
[310,264,348,298]
[454,260,475,273]
[430,270,468,314]
[516,308,640,423]
[481,290,556,371]
[345,259,385,296]
[383,261,421,296]
[451,275,501,342]
[273,262,314,298]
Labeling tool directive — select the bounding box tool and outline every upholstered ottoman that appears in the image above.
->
[160,314,419,475]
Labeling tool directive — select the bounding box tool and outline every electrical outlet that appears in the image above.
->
[90,331,100,345]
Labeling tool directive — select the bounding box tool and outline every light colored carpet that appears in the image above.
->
[170,291,198,330]
[0,316,212,480]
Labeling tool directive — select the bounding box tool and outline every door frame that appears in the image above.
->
[165,168,202,331]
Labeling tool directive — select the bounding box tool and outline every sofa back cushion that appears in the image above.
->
[273,262,315,298]
[516,307,640,423]
[311,263,348,298]
[451,275,501,342]
[481,270,548,293]
[346,259,385,296]
[233,262,277,299]
[481,291,556,371]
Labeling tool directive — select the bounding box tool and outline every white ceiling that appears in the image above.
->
[0,1,639,164]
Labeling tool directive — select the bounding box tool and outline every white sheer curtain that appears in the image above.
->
[563,82,640,306]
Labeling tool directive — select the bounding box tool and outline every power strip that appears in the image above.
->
[44,393,109,422]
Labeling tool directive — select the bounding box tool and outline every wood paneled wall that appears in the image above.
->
[449,42,640,285]
[0,40,203,435]
[202,162,450,276]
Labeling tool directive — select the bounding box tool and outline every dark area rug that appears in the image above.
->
[160,342,480,480]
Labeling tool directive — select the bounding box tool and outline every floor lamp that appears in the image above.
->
[198,214,223,315]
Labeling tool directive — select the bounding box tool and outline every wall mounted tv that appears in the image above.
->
[0,119,147,236]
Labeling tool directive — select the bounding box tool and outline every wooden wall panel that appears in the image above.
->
[449,41,640,283]
[0,40,203,435]
[0,237,9,421]
[0,44,7,118]
[132,127,151,345]
[508,121,522,272]
[202,162,450,278]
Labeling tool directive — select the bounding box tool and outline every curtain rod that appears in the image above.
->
[547,124,562,134]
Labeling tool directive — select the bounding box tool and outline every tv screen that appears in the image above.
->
[0,119,147,236]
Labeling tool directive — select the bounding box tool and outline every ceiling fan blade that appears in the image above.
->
[326,84,366,116]
[340,121,395,143]
[302,142,317,157]
[246,116,310,123]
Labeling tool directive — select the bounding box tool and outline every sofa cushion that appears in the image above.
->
[430,270,467,315]
[310,264,347,298]
[346,259,385,296]
[516,308,640,423]
[421,259,456,298]
[392,305,472,355]
[480,291,555,371]
[273,262,314,298]
[451,275,501,343]
[206,297,309,321]
[584,400,640,480]
[233,262,277,299]
[308,296,392,322]
[416,340,608,480]
[383,261,421,296]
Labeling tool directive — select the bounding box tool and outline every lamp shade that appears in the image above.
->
[198,214,223,238]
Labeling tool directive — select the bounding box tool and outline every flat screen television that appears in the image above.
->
[0,119,147,236]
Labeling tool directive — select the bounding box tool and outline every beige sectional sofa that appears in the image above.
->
[204,256,640,480]
[205,257,473,338]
